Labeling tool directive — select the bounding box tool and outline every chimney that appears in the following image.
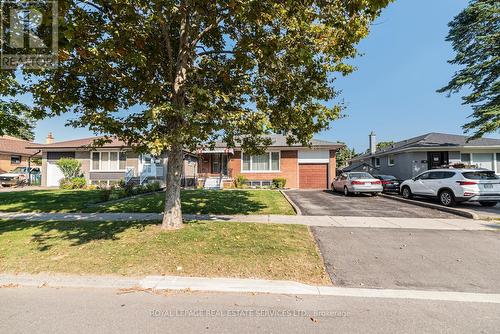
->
[369,131,377,154]
[46,132,54,144]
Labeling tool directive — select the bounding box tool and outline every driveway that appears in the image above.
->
[285,190,457,218]
[312,227,500,293]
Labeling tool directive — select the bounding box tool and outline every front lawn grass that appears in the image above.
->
[86,189,296,215]
[0,189,103,213]
[0,220,328,284]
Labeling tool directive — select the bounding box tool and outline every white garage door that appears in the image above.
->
[47,161,65,187]
[472,153,494,170]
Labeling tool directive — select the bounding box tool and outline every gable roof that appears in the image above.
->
[0,136,41,155]
[351,132,500,162]
[211,134,343,149]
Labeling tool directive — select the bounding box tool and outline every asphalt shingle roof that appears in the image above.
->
[27,136,128,149]
[0,136,41,155]
[352,132,500,161]
[212,134,343,148]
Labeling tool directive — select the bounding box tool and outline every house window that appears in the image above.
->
[374,157,380,167]
[388,154,395,166]
[10,155,21,164]
[241,152,280,172]
[91,151,127,171]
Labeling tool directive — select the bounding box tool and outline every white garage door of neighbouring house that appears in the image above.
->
[47,161,65,187]
[472,153,494,170]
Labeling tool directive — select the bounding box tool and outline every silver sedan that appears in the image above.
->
[332,172,383,196]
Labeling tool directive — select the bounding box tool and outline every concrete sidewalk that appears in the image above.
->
[0,212,498,230]
[1,273,499,304]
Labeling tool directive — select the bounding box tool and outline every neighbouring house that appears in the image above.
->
[28,135,198,187]
[0,135,41,173]
[341,162,379,175]
[197,134,343,189]
[349,132,500,180]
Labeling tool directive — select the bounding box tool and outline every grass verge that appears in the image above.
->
[0,220,328,284]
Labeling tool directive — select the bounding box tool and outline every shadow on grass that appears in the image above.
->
[0,219,153,252]
[0,190,103,213]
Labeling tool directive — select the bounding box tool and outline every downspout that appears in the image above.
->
[28,150,41,186]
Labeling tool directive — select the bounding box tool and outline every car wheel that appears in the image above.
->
[344,186,350,196]
[401,186,412,199]
[479,201,497,207]
[439,190,456,207]
[372,192,379,197]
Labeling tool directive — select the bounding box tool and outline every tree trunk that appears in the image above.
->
[162,144,184,230]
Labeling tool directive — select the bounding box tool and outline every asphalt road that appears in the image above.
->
[285,190,457,218]
[312,227,500,293]
[1,287,499,334]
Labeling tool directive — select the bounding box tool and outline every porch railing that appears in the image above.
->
[124,167,134,184]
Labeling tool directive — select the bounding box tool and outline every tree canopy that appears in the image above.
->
[438,0,499,139]
[0,72,35,141]
[19,0,391,228]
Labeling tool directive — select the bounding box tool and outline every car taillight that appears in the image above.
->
[372,180,382,185]
[351,181,364,185]
[457,181,478,186]
[381,180,391,185]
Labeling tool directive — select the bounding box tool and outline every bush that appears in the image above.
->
[272,178,287,189]
[234,175,248,188]
[100,187,113,202]
[145,181,161,192]
[59,177,87,189]
[56,158,82,179]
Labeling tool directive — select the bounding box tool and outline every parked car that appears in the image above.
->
[332,172,383,196]
[0,167,40,187]
[400,169,500,207]
[373,175,401,193]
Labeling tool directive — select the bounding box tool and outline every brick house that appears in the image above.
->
[30,136,197,187]
[32,134,342,189]
[198,135,343,189]
[0,135,41,173]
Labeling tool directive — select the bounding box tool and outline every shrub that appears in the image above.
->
[56,158,82,179]
[145,181,161,192]
[234,175,248,188]
[272,178,287,189]
[100,187,113,202]
[59,177,87,189]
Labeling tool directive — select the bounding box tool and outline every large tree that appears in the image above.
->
[438,0,499,139]
[21,0,390,229]
[0,72,35,141]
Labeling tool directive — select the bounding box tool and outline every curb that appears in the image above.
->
[1,274,499,304]
[280,190,302,215]
[380,194,479,220]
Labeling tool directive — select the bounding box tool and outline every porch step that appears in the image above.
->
[204,177,222,190]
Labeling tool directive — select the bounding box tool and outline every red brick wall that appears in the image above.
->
[229,150,299,188]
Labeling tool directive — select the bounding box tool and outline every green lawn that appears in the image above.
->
[0,220,328,284]
[87,189,295,215]
[0,189,104,213]
[0,189,295,215]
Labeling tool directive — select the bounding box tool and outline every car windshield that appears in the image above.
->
[462,171,499,180]
[9,167,27,173]
[350,173,373,179]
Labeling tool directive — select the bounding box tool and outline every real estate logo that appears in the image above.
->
[1,0,58,69]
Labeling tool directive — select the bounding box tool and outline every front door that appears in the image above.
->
[428,152,449,169]
[211,154,228,176]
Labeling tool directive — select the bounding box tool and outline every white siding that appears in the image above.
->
[298,150,329,163]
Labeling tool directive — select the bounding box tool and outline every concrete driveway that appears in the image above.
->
[285,190,457,218]
[312,227,500,293]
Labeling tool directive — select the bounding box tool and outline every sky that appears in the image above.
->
[32,0,498,152]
